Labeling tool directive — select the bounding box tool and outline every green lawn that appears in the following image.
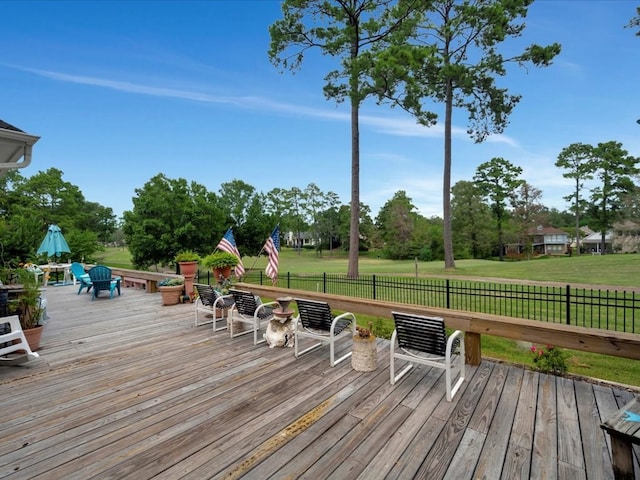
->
[96,247,640,287]
[95,247,640,387]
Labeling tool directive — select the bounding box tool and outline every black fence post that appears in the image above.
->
[446,279,451,310]
[566,285,571,325]
[373,274,377,300]
[323,272,327,293]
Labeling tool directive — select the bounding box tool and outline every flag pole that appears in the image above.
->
[247,245,266,272]
[247,223,280,272]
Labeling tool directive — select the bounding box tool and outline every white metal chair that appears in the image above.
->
[0,315,40,365]
[293,298,357,367]
[194,283,234,330]
[228,289,277,345]
[390,311,465,402]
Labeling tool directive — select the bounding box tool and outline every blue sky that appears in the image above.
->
[2,0,639,221]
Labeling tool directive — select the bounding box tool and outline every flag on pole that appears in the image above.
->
[264,225,280,283]
[217,227,245,277]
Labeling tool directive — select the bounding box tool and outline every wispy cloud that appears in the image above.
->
[4,62,518,147]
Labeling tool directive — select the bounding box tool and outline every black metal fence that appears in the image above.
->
[197,270,639,334]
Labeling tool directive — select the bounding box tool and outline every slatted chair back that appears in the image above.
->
[88,265,112,282]
[229,289,274,319]
[88,266,120,300]
[393,311,447,357]
[194,284,235,329]
[228,289,277,344]
[294,298,350,335]
[195,284,217,308]
[293,298,356,367]
[71,262,92,295]
[390,311,465,401]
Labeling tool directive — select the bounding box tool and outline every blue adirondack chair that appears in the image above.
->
[71,262,92,295]
[88,265,121,300]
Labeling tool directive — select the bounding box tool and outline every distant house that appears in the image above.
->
[612,220,640,253]
[506,225,569,256]
[582,221,640,254]
[283,231,317,248]
[581,230,614,254]
[527,225,569,255]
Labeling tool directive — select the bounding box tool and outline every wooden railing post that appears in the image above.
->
[465,332,481,366]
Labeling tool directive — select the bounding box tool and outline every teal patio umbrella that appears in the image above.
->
[37,224,71,259]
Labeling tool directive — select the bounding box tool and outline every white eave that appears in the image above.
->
[0,126,40,177]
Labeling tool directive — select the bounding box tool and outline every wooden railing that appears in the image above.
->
[239,283,640,366]
[109,268,182,294]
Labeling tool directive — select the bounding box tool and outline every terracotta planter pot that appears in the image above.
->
[213,266,232,281]
[24,325,44,352]
[158,285,184,306]
[179,262,197,298]
[178,261,198,278]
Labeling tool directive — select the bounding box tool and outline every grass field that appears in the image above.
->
[98,247,640,287]
[95,247,640,387]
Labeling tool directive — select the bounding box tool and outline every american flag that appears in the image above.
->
[264,225,280,283]
[216,227,245,277]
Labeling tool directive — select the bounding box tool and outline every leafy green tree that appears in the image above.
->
[219,179,256,228]
[555,143,594,256]
[376,190,416,259]
[619,184,640,221]
[315,191,342,254]
[303,183,326,255]
[510,181,544,258]
[122,174,225,269]
[474,157,524,261]
[269,0,417,278]
[451,180,493,259]
[585,141,640,254]
[78,201,118,244]
[285,187,306,252]
[21,168,85,225]
[264,187,291,232]
[0,168,115,264]
[540,207,575,230]
[236,194,273,257]
[336,202,373,252]
[371,0,561,269]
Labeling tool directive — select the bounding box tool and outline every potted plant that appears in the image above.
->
[352,321,377,372]
[213,276,235,295]
[5,267,46,350]
[202,251,239,280]
[175,250,200,275]
[157,277,185,306]
[175,251,200,298]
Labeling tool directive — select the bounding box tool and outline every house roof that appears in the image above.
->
[582,231,614,243]
[0,119,40,177]
[527,225,567,235]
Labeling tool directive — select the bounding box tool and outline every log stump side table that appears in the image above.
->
[263,296,295,348]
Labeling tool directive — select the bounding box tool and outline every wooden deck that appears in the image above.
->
[1,284,638,480]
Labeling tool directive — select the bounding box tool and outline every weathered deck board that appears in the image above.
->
[0,284,638,480]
